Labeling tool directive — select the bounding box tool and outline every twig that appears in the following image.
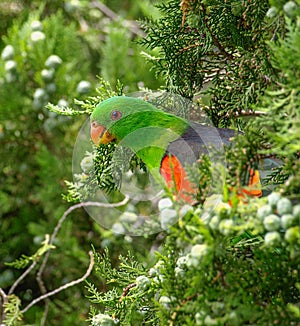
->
[36,275,49,326]
[230,110,267,117]
[3,198,128,322]
[50,198,129,244]
[8,261,37,296]
[170,293,198,326]
[179,43,204,53]
[33,197,127,323]
[35,197,129,318]
[91,0,118,20]
[37,197,129,283]
[180,0,195,27]
[40,303,49,326]
[201,4,234,60]
[0,288,7,323]
[119,283,137,302]
[0,289,7,303]
[91,0,145,37]
[21,251,94,314]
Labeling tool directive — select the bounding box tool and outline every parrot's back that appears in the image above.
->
[166,122,237,166]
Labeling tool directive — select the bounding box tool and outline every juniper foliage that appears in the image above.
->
[87,1,300,325]
[140,0,281,127]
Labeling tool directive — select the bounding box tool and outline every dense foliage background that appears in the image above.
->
[0,1,161,324]
[1,0,299,325]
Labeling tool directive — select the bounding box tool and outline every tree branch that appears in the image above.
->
[201,4,234,60]
[8,261,37,296]
[35,197,130,323]
[0,288,7,323]
[119,283,137,302]
[91,0,145,37]
[37,196,129,284]
[21,251,94,314]
[0,288,7,303]
[6,197,128,322]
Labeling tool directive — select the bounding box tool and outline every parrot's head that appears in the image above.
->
[90,96,162,146]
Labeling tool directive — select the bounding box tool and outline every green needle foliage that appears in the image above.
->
[85,1,300,325]
[140,0,281,127]
[2,0,300,325]
[0,1,162,325]
[89,195,300,325]
[255,17,300,197]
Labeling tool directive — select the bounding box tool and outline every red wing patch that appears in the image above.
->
[160,155,197,204]
[160,155,262,205]
[240,168,262,198]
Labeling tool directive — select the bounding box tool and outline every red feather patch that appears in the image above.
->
[160,155,262,205]
[239,168,262,198]
[160,154,197,204]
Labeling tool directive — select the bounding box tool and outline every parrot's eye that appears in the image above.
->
[91,121,98,128]
[111,110,122,120]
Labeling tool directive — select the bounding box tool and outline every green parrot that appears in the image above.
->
[90,96,262,203]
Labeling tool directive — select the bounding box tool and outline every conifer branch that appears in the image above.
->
[119,283,137,302]
[201,4,234,60]
[170,294,198,326]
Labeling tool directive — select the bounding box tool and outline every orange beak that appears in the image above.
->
[90,121,115,145]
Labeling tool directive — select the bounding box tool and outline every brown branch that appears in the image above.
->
[0,288,7,302]
[21,251,94,314]
[0,288,8,323]
[91,1,118,20]
[119,283,137,302]
[201,4,234,60]
[8,261,37,295]
[170,293,198,326]
[35,197,128,323]
[212,270,222,283]
[40,302,49,326]
[3,198,129,322]
[91,0,145,37]
[37,197,129,286]
[179,43,204,53]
